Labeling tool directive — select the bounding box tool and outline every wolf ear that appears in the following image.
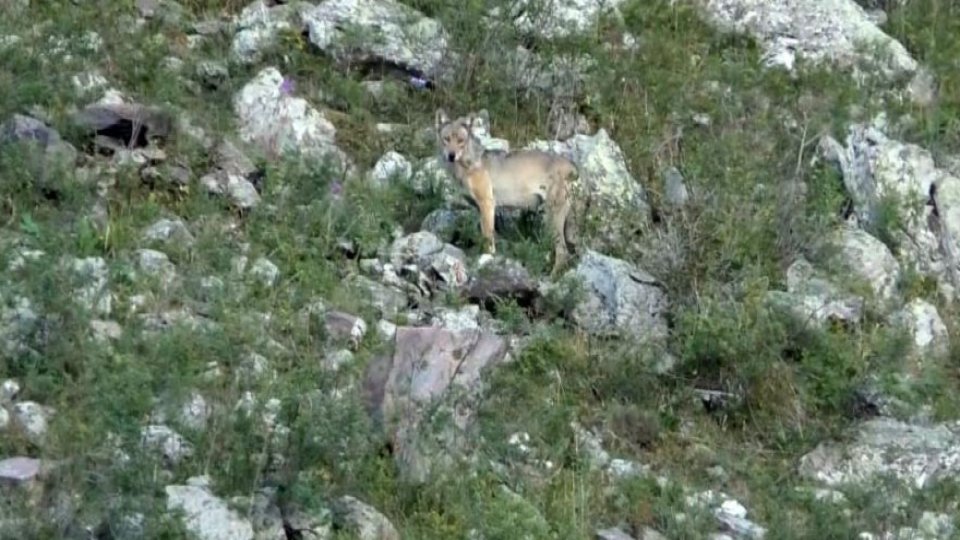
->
[435,108,449,131]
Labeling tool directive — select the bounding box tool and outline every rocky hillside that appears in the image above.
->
[1,0,960,538]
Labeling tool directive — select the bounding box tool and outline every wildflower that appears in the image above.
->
[279,77,295,96]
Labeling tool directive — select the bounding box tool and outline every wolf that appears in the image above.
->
[434,108,582,277]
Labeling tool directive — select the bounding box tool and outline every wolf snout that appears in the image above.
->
[447,152,456,162]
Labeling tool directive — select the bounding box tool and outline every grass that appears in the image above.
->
[1,0,960,538]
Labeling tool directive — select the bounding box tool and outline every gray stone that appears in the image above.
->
[560,250,668,343]
[332,496,399,540]
[248,257,280,287]
[166,476,255,540]
[304,0,450,81]
[698,0,917,79]
[141,424,193,465]
[142,218,195,247]
[766,258,865,328]
[370,151,412,187]
[233,67,351,173]
[11,402,52,445]
[799,417,960,490]
[0,457,41,485]
[201,171,261,210]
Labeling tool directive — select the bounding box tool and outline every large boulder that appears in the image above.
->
[696,0,917,80]
[799,417,960,491]
[559,250,668,343]
[363,325,510,483]
[818,119,960,301]
[233,67,351,173]
[304,0,451,82]
[166,476,255,540]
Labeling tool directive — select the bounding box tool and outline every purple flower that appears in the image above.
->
[409,76,429,90]
[330,181,343,200]
[279,77,295,96]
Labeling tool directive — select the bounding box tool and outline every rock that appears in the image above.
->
[817,120,959,299]
[559,250,668,343]
[0,457,41,486]
[1,379,20,403]
[595,527,634,540]
[388,231,446,268]
[166,476,255,540]
[214,139,258,177]
[370,151,412,187]
[136,249,178,287]
[322,348,355,371]
[908,68,937,107]
[282,504,333,539]
[686,491,767,539]
[71,101,173,148]
[179,391,211,432]
[142,218,195,247]
[331,496,399,540]
[825,226,901,307]
[232,1,311,63]
[196,60,230,89]
[248,257,280,287]
[385,232,468,293]
[507,0,627,39]
[324,310,367,349]
[430,305,480,333]
[465,256,540,310]
[201,171,261,210]
[347,275,408,319]
[141,424,193,465]
[234,67,350,173]
[662,166,689,208]
[420,208,466,241]
[363,325,510,482]
[526,130,651,250]
[890,299,950,374]
[90,319,123,342]
[304,0,450,82]
[0,296,40,357]
[69,256,113,316]
[917,512,955,538]
[72,70,109,96]
[0,114,78,192]
[766,258,864,328]
[697,0,917,79]
[798,417,960,490]
[501,45,593,98]
[11,402,52,445]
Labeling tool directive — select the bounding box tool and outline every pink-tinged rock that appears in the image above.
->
[0,457,41,484]
[364,325,509,483]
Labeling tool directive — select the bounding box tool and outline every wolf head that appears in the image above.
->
[434,109,489,166]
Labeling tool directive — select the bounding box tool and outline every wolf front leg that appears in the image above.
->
[467,169,497,255]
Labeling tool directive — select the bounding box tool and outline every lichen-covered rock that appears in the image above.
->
[234,66,351,172]
[304,0,450,81]
[798,417,960,490]
[818,119,960,301]
[232,1,312,63]
[766,258,865,328]
[506,0,627,40]
[825,226,901,308]
[332,496,399,540]
[889,299,950,372]
[697,0,917,79]
[166,476,255,540]
[559,250,668,343]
